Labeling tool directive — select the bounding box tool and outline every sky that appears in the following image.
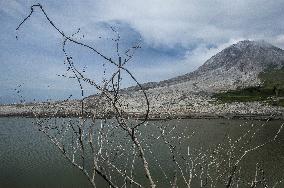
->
[1,0,284,103]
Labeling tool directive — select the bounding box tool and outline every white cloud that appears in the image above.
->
[6,0,284,48]
[90,0,284,48]
[2,0,284,97]
[131,38,246,83]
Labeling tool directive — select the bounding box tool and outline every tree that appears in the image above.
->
[16,3,284,188]
[17,3,154,188]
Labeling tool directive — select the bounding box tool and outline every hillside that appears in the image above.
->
[83,40,284,119]
[1,40,284,119]
[125,40,284,93]
[213,67,284,106]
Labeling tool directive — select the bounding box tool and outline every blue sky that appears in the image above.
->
[1,0,284,103]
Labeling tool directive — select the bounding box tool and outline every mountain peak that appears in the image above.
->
[198,40,284,73]
[232,40,274,50]
[125,40,284,92]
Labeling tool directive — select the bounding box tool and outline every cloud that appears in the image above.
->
[131,38,246,83]
[7,0,284,50]
[0,0,25,16]
[267,35,284,49]
[2,0,284,102]
[4,0,284,48]
[92,0,284,48]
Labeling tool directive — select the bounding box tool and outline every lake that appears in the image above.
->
[0,117,283,187]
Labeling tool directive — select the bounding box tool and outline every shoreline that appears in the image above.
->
[0,112,283,121]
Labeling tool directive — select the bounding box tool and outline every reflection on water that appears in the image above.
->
[0,117,283,187]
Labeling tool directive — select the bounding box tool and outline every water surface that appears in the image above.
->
[0,117,283,187]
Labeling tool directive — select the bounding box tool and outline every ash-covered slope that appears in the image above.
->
[2,41,284,118]
[126,40,284,93]
[84,40,284,118]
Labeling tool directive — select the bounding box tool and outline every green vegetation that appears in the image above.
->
[259,66,284,93]
[213,67,284,107]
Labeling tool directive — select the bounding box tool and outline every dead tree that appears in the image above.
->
[17,3,154,188]
[16,3,284,188]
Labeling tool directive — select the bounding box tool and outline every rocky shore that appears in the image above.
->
[0,93,283,120]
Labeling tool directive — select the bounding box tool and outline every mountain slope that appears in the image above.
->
[1,40,284,118]
[126,40,284,93]
[112,40,284,118]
